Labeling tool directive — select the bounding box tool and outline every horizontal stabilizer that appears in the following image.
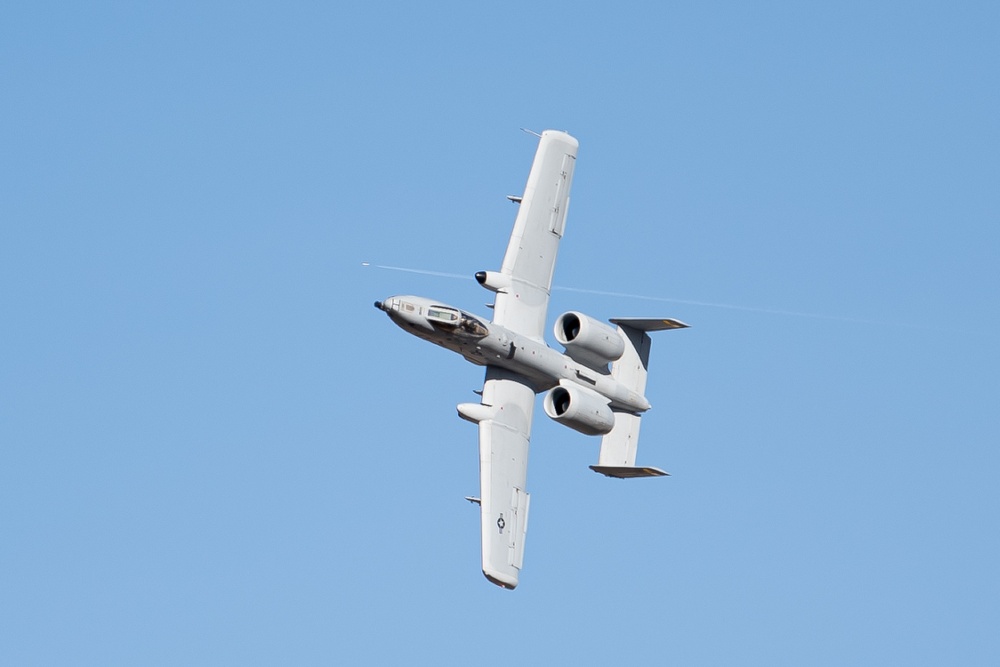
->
[609,318,689,331]
[590,465,669,479]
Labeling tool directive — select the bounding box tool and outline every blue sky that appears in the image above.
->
[2,2,998,664]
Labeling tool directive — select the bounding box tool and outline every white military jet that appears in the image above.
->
[374,130,687,589]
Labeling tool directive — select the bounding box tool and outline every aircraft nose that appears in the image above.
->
[374,300,385,311]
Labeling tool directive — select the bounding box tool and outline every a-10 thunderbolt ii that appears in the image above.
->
[374,130,688,589]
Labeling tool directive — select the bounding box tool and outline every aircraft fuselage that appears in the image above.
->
[375,294,650,414]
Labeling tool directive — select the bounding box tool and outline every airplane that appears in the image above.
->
[374,130,688,589]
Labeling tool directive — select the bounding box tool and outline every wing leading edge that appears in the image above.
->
[492,130,579,339]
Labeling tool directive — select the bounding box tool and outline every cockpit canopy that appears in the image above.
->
[426,306,460,325]
[428,305,489,337]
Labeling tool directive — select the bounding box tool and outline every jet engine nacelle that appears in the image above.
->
[543,382,615,436]
[553,311,625,369]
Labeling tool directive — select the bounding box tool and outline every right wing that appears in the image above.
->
[476,366,535,589]
[492,130,579,339]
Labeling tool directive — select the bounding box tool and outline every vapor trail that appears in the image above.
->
[552,286,878,324]
[364,263,469,280]
[362,262,877,325]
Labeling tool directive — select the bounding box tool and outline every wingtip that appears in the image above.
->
[483,569,518,590]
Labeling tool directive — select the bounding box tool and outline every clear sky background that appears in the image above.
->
[3,2,998,665]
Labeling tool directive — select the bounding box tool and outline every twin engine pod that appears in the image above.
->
[471,277,628,436]
[543,382,615,436]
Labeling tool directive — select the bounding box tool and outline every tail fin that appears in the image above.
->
[590,318,688,479]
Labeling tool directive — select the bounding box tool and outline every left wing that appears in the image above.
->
[476,366,535,589]
[492,130,578,339]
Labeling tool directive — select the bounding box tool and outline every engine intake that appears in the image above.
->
[554,311,625,369]
[543,383,615,436]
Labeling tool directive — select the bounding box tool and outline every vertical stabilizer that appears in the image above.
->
[590,318,687,479]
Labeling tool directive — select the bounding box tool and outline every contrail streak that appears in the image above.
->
[362,262,988,334]
[551,286,877,324]
[365,263,469,280]
[362,262,884,326]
